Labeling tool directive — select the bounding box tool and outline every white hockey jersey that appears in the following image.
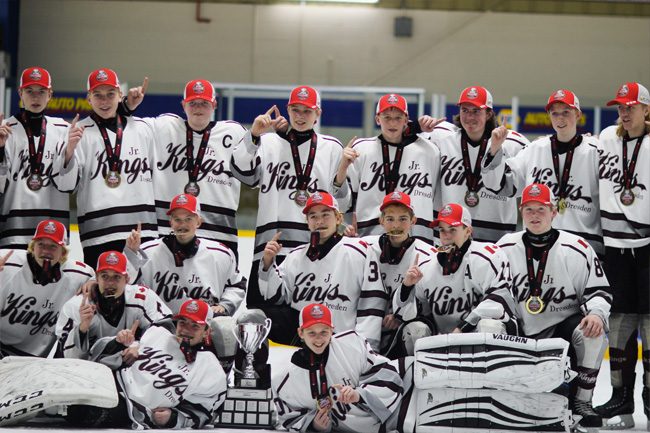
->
[273,330,403,433]
[55,284,172,359]
[393,241,517,334]
[0,250,94,357]
[125,237,246,314]
[52,115,158,248]
[115,325,227,429]
[362,234,435,321]
[598,125,650,249]
[497,230,611,337]
[0,114,71,248]
[259,236,387,349]
[231,130,346,262]
[346,136,441,243]
[482,134,603,254]
[430,124,529,242]
[146,114,246,253]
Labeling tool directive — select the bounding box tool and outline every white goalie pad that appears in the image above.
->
[414,333,572,393]
[413,388,570,433]
[0,356,118,426]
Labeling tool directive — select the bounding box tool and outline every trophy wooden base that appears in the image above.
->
[213,387,275,429]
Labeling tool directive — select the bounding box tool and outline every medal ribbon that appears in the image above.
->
[621,135,643,191]
[380,139,404,193]
[309,352,329,402]
[550,135,579,202]
[93,114,123,173]
[460,132,488,193]
[379,233,415,264]
[524,244,550,300]
[289,130,318,191]
[19,112,47,176]
[185,121,215,183]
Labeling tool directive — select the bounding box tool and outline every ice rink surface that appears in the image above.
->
[4,233,648,432]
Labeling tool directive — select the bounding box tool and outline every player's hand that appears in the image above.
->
[451,327,462,334]
[0,250,13,272]
[116,320,140,346]
[580,314,604,338]
[340,136,359,169]
[211,304,227,315]
[251,106,282,136]
[78,290,96,333]
[0,114,12,148]
[343,213,358,237]
[125,222,141,252]
[311,407,331,432]
[488,125,508,156]
[126,77,148,111]
[382,314,401,330]
[262,232,282,271]
[65,114,84,164]
[333,384,360,404]
[272,112,289,134]
[418,115,446,133]
[151,407,172,427]
[403,254,422,286]
[121,345,139,366]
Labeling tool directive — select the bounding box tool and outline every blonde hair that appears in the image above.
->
[616,104,650,137]
[380,203,415,218]
[27,240,69,265]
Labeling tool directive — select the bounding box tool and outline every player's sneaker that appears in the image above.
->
[594,386,635,429]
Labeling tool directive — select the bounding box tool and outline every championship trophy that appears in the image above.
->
[214,318,274,428]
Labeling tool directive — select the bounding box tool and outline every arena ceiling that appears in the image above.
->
[149,0,650,17]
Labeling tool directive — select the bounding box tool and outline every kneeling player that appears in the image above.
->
[66,299,227,429]
[273,303,404,432]
[498,183,611,431]
[56,250,172,361]
[393,203,517,350]
[259,191,385,349]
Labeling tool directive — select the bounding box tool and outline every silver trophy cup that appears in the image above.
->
[233,318,272,388]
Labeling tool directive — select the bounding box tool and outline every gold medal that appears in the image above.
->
[525,296,545,315]
[316,396,332,411]
[105,170,122,188]
[557,198,567,214]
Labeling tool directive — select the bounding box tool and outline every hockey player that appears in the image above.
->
[0,219,93,357]
[124,193,246,314]
[0,67,73,249]
[273,303,404,433]
[482,89,603,255]
[231,86,347,339]
[428,86,529,242]
[65,299,227,429]
[56,250,172,361]
[594,82,650,429]
[53,68,157,267]
[259,191,386,349]
[333,93,442,242]
[141,79,247,255]
[362,191,435,357]
[497,183,611,431]
[394,203,517,346]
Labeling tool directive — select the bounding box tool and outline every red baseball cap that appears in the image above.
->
[96,251,127,275]
[167,193,201,216]
[380,191,413,212]
[288,86,321,110]
[545,89,581,112]
[19,67,52,90]
[607,82,650,106]
[376,94,408,115]
[431,203,472,228]
[520,183,555,207]
[87,68,120,92]
[32,220,66,246]
[183,79,216,104]
[299,303,333,329]
[302,191,339,215]
[174,299,212,325]
[457,86,493,109]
